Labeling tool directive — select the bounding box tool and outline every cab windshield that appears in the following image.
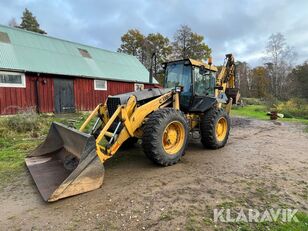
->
[165,62,191,92]
[194,68,216,96]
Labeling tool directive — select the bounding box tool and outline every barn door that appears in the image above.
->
[54,78,75,113]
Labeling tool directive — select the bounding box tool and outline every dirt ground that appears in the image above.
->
[0,117,308,230]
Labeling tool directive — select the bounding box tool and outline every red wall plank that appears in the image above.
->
[0,76,33,114]
[0,74,54,115]
[1,74,158,114]
[74,78,158,111]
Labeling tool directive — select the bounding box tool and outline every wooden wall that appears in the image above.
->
[0,73,159,115]
[0,74,54,114]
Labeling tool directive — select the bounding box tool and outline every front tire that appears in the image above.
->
[200,108,230,149]
[142,108,188,166]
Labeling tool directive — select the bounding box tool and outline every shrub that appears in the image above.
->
[277,98,308,119]
[0,119,8,137]
[241,98,263,105]
[6,109,40,133]
[263,95,280,110]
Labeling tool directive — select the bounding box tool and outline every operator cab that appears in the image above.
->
[163,59,218,112]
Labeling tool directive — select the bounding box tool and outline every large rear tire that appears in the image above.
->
[142,108,188,166]
[200,108,230,149]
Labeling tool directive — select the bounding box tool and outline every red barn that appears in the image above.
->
[0,25,158,115]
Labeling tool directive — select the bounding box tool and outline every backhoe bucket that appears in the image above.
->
[226,88,241,104]
[25,122,104,202]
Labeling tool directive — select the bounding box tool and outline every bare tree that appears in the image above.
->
[264,33,296,99]
[8,18,18,27]
[236,61,253,97]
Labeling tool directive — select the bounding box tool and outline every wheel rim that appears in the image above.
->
[162,121,185,155]
[215,117,228,142]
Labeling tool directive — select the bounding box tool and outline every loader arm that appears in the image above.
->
[80,90,179,163]
[26,89,178,202]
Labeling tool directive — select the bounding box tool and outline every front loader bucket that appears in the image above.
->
[25,122,104,202]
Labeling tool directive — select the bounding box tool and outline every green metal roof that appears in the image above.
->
[0,24,156,83]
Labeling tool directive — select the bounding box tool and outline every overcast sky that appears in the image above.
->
[0,0,307,66]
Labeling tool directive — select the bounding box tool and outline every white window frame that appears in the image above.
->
[134,83,144,91]
[0,71,26,88]
[94,79,107,91]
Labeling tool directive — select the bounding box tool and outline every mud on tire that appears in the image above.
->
[142,108,188,166]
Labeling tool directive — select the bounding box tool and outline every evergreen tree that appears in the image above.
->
[172,25,211,61]
[19,8,46,34]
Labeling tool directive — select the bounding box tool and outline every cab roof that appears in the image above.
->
[188,59,218,72]
[165,59,218,72]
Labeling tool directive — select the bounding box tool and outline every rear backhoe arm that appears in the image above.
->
[216,54,240,105]
[79,90,180,163]
[216,53,236,91]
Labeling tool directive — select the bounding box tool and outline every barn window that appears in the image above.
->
[0,71,25,88]
[78,48,92,58]
[94,79,107,90]
[0,32,11,44]
[134,83,144,91]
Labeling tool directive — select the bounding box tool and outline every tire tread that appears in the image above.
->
[142,108,188,166]
[200,108,230,149]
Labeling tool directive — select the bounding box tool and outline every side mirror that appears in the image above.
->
[175,85,184,92]
[215,86,223,90]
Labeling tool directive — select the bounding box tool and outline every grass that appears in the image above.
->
[231,105,268,120]
[0,112,89,186]
[217,212,308,231]
[0,136,41,184]
[160,212,173,221]
[231,104,308,131]
[182,206,308,231]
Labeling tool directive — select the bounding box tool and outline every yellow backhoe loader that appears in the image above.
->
[26,54,239,202]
